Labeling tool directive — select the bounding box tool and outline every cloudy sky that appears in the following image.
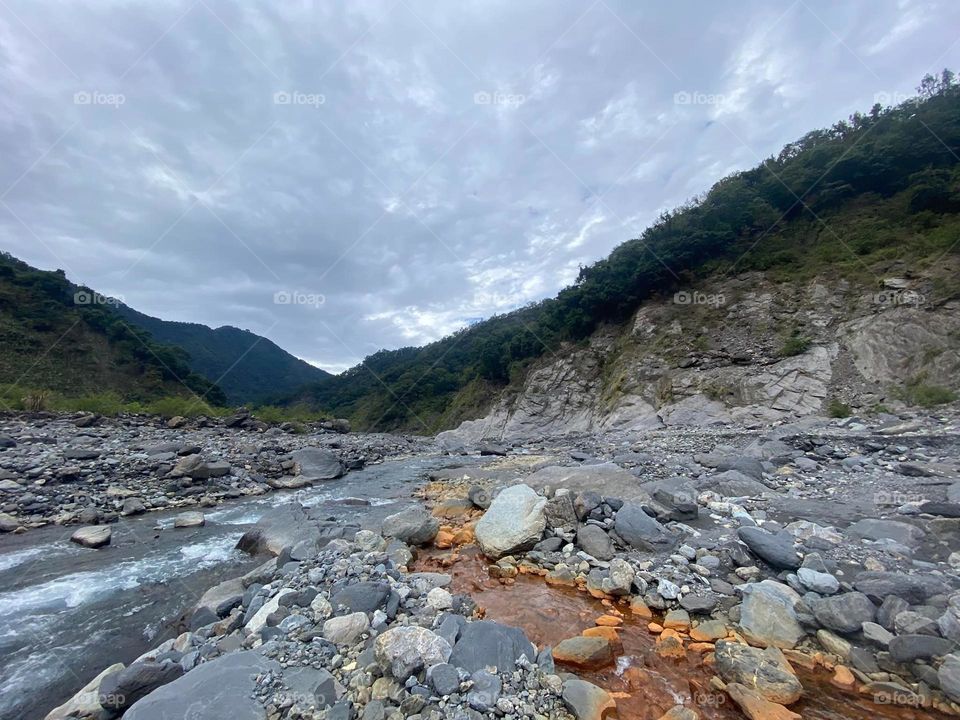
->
[0,0,958,372]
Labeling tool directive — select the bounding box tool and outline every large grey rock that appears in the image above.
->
[322,612,370,644]
[173,511,205,528]
[854,571,951,605]
[737,527,800,570]
[813,592,876,634]
[474,484,546,559]
[123,651,279,720]
[380,506,439,546]
[195,577,244,618]
[797,568,839,595]
[714,640,803,704]
[888,634,956,663]
[939,654,960,703]
[614,502,673,550]
[847,518,925,547]
[281,667,339,709]
[331,581,392,615]
[44,662,124,720]
[561,678,616,720]
[710,470,771,497]
[427,663,460,696]
[374,626,452,681]
[544,493,578,529]
[70,525,111,548]
[739,580,805,649]
[237,504,358,557]
[448,620,536,673]
[99,661,184,712]
[291,447,344,481]
[468,669,502,712]
[576,524,613,560]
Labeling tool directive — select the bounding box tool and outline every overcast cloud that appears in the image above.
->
[0,0,958,372]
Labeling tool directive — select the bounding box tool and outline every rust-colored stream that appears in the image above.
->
[414,547,948,720]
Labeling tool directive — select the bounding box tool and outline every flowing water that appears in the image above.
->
[0,454,475,720]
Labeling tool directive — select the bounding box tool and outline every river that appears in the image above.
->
[0,453,478,720]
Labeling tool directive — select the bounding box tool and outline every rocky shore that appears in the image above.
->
[0,411,430,535]
[23,408,960,719]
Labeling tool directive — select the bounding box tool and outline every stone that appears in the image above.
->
[577,524,614,560]
[813,592,876,634]
[553,636,614,670]
[614,502,673,550]
[603,558,634,596]
[121,498,147,516]
[381,506,439,546]
[939,654,960,703]
[448,620,536,673]
[374,626,452,681]
[737,527,800,570]
[847,518,925,547]
[99,661,184,711]
[322,612,370,645]
[854,571,950,605]
[195,577,244,619]
[282,667,339,709]
[739,580,805,649]
[562,678,617,720]
[888,634,956,663]
[796,568,839,595]
[291,447,344,481]
[123,651,279,720]
[714,640,802,704]
[44,662,124,720]
[467,669,502,711]
[0,512,18,532]
[680,593,719,614]
[815,630,851,659]
[426,587,453,611]
[468,485,492,509]
[544,492,578,529]
[173,511,204,528]
[725,683,801,720]
[474,484,547,559]
[861,621,894,647]
[70,525,111,548]
[427,663,460,696]
[331,581,391,614]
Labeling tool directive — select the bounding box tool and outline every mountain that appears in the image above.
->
[0,252,226,408]
[114,306,331,405]
[285,72,960,433]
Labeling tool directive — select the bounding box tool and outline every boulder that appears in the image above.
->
[322,612,370,645]
[553,636,614,670]
[847,518,925,547]
[939,654,960,703]
[813,592,875,634]
[714,640,802,704]
[381,506,439,546]
[195,577,244,619]
[544,493,578,529]
[70,525,111,549]
[374,626,453,681]
[853,571,950,605]
[474,484,546,559]
[331,581,392,615]
[99,661,184,712]
[291,447,345,481]
[427,663,460,696]
[468,669,501,712]
[725,683,801,720]
[577,524,614,560]
[467,485,491,510]
[281,667,339,709]
[737,527,800,570]
[562,678,616,720]
[448,620,536,673]
[173,511,205,529]
[739,580,805,649]
[44,662,124,720]
[614,503,673,550]
[888,634,956,663]
[123,651,279,720]
[121,498,147,516]
[796,568,839,595]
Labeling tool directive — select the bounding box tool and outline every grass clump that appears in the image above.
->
[780,333,812,357]
[827,398,852,418]
[902,382,957,407]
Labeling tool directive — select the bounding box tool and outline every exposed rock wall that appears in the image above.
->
[438,273,960,444]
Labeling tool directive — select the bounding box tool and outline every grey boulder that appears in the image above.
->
[380,506,439,546]
[291,447,345,481]
[448,620,536,673]
[737,527,800,570]
[614,503,673,550]
[474,484,546,559]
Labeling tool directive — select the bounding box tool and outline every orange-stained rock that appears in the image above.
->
[830,665,855,690]
[648,622,664,633]
[596,615,623,627]
[725,683,801,720]
[782,649,816,670]
[690,620,727,642]
[622,666,650,691]
[554,636,615,670]
[656,634,687,660]
[434,529,455,549]
[688,642,716,653]
[630,596,653,619]
[583,626,620,642]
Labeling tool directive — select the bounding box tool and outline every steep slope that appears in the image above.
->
[0,252,225,406]
[287,74,960,433]
[115,306,331,405]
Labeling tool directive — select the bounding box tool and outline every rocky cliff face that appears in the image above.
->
[439,272,960,444]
